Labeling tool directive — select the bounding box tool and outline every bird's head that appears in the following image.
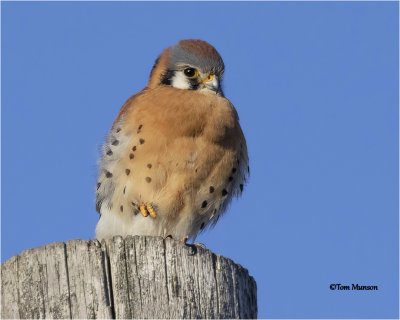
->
[148,39,225,96]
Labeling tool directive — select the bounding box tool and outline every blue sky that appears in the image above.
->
[2,1,398,318]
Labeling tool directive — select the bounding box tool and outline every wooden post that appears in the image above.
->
[1,236,257,319]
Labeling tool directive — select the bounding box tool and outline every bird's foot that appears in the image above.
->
[179,236,205,255]
[147,203,157,218]
[193,242,206,249]
[139,204,148,217]
[139,203,157,218]
[179,235,189,244]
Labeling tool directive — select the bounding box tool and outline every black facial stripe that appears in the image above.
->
[160,69,175,86]
[189,78,199,90]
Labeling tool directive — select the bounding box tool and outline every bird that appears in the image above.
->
[95,39,249,243]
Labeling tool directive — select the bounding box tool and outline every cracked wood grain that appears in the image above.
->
[2,236,257,319]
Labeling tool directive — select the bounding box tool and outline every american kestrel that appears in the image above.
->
[95,39,249,242]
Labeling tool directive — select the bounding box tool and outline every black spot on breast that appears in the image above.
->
[222,189,228,196]
[237,159,240,165]
[147,163,152,169]
[132,146,137,151]
[248,166,250,173]
[139,138,145,144]
[116,128,121,133]
[228,176,233,182]
[125,169,130,175]
[106,150,113,156]
[209,186,215,193]
[120,205,123,212]
[97,182,101,190]
[123,186,126,194]
[112,140,119,146]
[129,153,134,159]
[137,124,143,133]
[240,184,244,192]
[232,168,237,173]
[201,201,207,208]
[145,177,152,183]
[200,222,205,230]
[105,171,112,178]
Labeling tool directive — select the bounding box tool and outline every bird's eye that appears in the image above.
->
[183,68,198,78]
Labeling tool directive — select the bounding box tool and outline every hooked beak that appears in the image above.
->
[202,74,218,92]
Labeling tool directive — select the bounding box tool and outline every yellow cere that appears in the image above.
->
[205,74,214,82]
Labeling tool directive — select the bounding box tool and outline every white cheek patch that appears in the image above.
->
[171,72,191,90]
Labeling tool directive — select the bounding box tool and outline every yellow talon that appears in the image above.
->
[139,204,148,217]
[147,203,157,219]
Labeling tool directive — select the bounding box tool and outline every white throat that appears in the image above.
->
[171,72,191,90]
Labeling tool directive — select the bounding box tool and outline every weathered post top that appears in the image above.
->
[2,236,257,319]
